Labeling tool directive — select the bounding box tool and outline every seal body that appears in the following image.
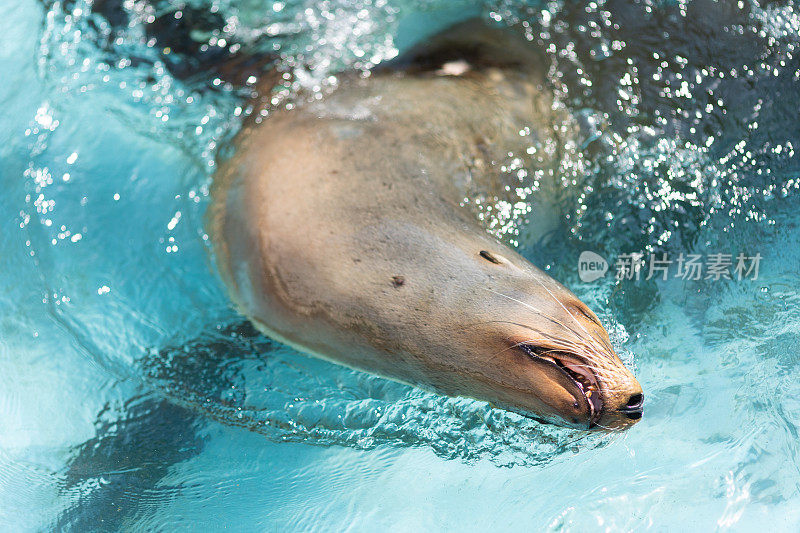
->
[209,21,644,429]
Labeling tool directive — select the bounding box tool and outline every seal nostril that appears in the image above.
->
[625,393,643,409]
[625,410,642,420]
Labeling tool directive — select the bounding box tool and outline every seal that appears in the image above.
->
[208,19,644,430]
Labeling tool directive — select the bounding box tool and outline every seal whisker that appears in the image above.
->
[484,289,577,331]
[510,335,594,360]
[482,292,595,345]
[528,278,593,333]
[594,422,628,433]
[487,339,538,360]
[527,277,615,359]
[484,288,615,363]
[484,298,583,348]
[456,322,598,363]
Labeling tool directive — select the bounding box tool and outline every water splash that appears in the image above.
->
[27,0,800,453]
[140,321,612,467]
[6,0,800,528]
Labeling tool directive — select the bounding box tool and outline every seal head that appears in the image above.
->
[461,246,643,430]
[209,19,643,430]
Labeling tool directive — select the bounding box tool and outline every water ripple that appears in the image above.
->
[140,321,611,468]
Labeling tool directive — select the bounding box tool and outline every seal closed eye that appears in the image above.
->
[479,250,504,264]
[209,19,643,430]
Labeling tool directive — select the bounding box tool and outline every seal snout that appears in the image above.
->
[593,375,645,430]
[506,323,644,430]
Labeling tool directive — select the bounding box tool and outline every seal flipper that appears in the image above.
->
[382,18,546,80]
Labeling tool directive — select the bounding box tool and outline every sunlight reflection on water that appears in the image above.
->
[1,0,800,529]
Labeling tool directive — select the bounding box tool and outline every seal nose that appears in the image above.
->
[618,392,644,420]
[625,393,643,409]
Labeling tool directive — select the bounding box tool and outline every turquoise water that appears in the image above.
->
[2,0,800,530]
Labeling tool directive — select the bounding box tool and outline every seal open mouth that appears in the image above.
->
[519,343,604,422]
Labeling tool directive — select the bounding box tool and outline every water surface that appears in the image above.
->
[1,0,800,530]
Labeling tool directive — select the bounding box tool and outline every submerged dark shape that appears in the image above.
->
[55,396,203,531]
[40,0,275,83]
